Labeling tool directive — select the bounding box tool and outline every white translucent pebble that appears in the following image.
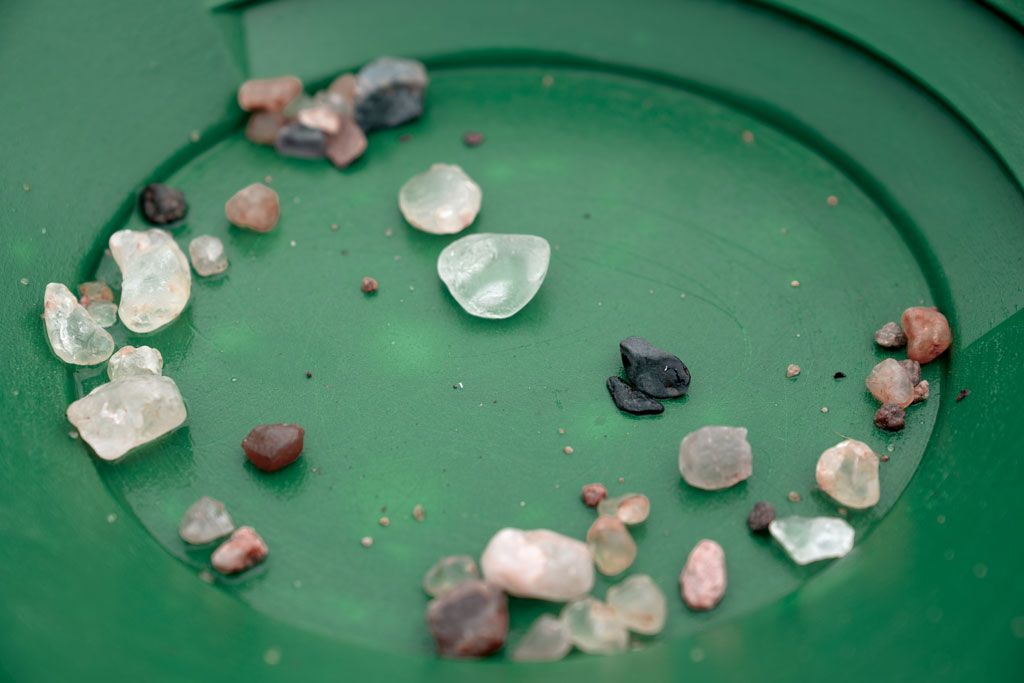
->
[511,614,573,662]
[42,283,115,365]
[66,375,187,461]
[816,439,880,509]
[560,598,629,655]
[769,516,855,565]
[597,493,650,525]
[480,528,594,601]
[109,228,191,333]
[85,301,118,328]
[865,358,914,407]
[188,235,229,276]
[605,574,667,635]
[422,555,480,597]
[107,345,164,380]
[437,233,551,319]
[179,496,235,544]
[399,163,481,235]
[678,426,753,490]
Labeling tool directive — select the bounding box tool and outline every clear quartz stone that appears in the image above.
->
[66,375,187,461]
[399,163,481,235]
[816,439,880,508]
[769,516,855,565]
[179,496,235,544]
[605,574,667,635]
[678,426,753,490]
[511,614,572,662]
[560,598,629,655]
[107,345,164,380]
[597,493,650,525]
[85,301,118,327]
[422,555,480,597]
[865,358,914,407]
[437,233,551,319]
[42,283,115,365]
[188,235,228,276]
[480,528,594,601]
[109,228,191,333]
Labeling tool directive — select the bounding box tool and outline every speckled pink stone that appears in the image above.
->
[901,306,951,363]
[680,539,726,611]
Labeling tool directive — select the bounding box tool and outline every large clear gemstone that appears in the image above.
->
[109,229,191,333]
[42,283,114,365]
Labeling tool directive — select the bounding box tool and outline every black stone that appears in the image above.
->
[139,183,187,225]
[606,377,664,415]
[747,501,775,532]
[426,580,508,659]
[874,403,906,431]
[619,336,690,398]
[898,359,922,386]
[833,371,846,379]
[274,122,327,159]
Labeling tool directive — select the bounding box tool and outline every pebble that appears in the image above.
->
[245,111,286,145]
[511,614,572,662]
[788,491,801,503]
[606,574,667,635]
[413,504,426,521]
[297,103,343,134]
[188,235,228,276]
[680,539,727,611]
[816,439,880,508]
[237,75,303,111]
[786,364,800,378]
[211,526,269,574]
[597,493,650,525]
[956,389,970,402]
[426,580,508,659]
[865,358,914,407]
[901,306,952,363]
[399,163,482,235]
[874,403,906,431]
[834,371,846,379]
[422,555,480,597]
[379,516,390,527]
[770,516,855,565]
[874,321,907,348]
[581,483,608,507]
[437,233,550,319]
[274,122,327,159]
[586,515,637,576]
[678,425,753,490]
[107,345,163,380]
[361,536,374,548]
[225,183,279,233]
[462,131,485,147]
[109,229,191,332]
[179,496,235,544]
[325,118,367,168]
[912,380,930,404]
[747,501,776,532]
[139,184,188,225]
[480,528,594,601]
[241,423,305,472]
[355,56,428,132]
[606,376,664,415]
[42,283,114,365]
[619,337,691,399]
[328,73,358,101]
[66,376,187,460]
[563,446,574,454]
[361,277,378,294]
[560,598,629,655]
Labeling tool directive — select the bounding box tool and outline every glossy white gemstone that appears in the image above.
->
[109,229,191,333]
[188,235,228,276]
[66,375,187,461]
[480,528,594,601]
[107,345,164,380]
[606,574,667,635]
[560,598,629,655]
[816,439,880,509]
[437,233,550,319]
[769,516,855,565]
[42,283,114,365]
[399,163,481,235]
[179,496,235,544]
[511,614,572,662]
[678,426,753,490]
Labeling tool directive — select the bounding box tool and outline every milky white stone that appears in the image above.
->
[865,358,914,407]
[66,375,187,461]
[678,426,753,490]
[188,235,228,276]
[179,496,235,544]
[107,345,164,380]
[437,233,550,319]
[560,598,629,655]
[597,493,650,525]
[480,528,594,601]
[586,516,637,576]
[606,574,667,635]
[769,516,855,565]
[511,614,572,662]
[422,555,480,597]
[42,283,114,365]
[399,163,481,235]
[816,439,880,509]
[109,229,191,333]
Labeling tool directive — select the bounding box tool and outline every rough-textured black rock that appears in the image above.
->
[898,359,922,386]
[606,377,664,415]
[426,580,508,659]
[140,184,187,225]
[874,403,906,431]
[354,57,428,132]
[619,336,690,399]
[274,122,327,159]
[747,501,776,532]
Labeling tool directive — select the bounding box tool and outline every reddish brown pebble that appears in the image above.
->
[746,501,775,532]
[563,446,574,455]
[245,111,286,145]
[618,477,625,484]
[912,380,930,404]
[558,428,565,434]
[237,75,302,112]
[881,455,890,462]
[305,371,312,379]
[874,403,906,431]
[225,183,279,233]
[901,306,952,363]
[211,526,268,575]
[326,118,368,169]
[680,539,727,611]
[426,580,509,659]
[956,389,970,402]
[379,517,390,527]
[827,195,838,206]
[242,423,305,472]
[413,504,426,522]
[741,130,755,144]
[581,483,608,508]
[361,277,378,294]
[462,131,484,147]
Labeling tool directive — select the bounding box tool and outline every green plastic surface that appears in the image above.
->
[1,1,1022,681]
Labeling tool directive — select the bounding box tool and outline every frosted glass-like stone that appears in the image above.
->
[606,574,667,635]
[678,426,753,490]
[865,358,914,407]
[560,598,629,655]
[422,555,480,597]
[586,516,637,576]
[42,283,114,365]
[769,516,855,565]
[189,235,228,276]
[179,496,235,544]
[511,614,572,662]
[815,439,880,509]
[109,228,191,333]
[480,528,594,601]
[597,493,650,525]
[107,345,163,380]
[399,163,481,235]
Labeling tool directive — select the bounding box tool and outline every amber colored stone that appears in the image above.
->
[242,423,304,472]
[238,76,302,112]
[901,306,951,363]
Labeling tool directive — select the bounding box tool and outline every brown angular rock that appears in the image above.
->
[326,118,368,169]
[226,183,280,233]
[901,306,952,363]
[874,403,906,431]
[242,423,305,472]
[581,483,607,507]
[680,539,727,611]
[245,111,286,145]
[426,580,508,659]
[211,526,268,574]
[238,76,302,112]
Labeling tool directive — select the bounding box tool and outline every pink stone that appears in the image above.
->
[912,379,930,404]
[225,183,279,233]
[901,306,951,363]
[245,111,286,145]
[328,73,357,100]
[580,483,607,507]
[325,118,368,169]
[238,76,302,112]
[211,526,268,574]
[680,539,726,611]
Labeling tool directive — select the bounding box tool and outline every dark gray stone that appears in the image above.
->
[355,57,428,132]
[426,580,508,659]
[140,184,187,225]
[747,501,775,532]
[619,336,690,398]
[606,377,664,415]
[874,403,906,431]
[274,122,327,159]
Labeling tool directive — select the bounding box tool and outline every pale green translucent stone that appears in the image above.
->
[511,614,572,662]
[606,574,667,635]
[399,163,481,235]
[85,301,118,327]
[560,598,629,655]
[422,555,479,597]
[769,516,855,565]
[815,439,880,509]
[586,516,637,576]
[42,283,114,365]
[597,493,650,525]
[108,345,164,381]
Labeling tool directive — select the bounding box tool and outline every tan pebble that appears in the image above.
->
[788,491,801,502]
[225,183,279,232]
[563,446,574,454]
[786,364,800,378]
[821,407,829,413]
[412,504,426,522]
[379,517,390,527]
[238,75,303,112]
[360,536,373,548]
